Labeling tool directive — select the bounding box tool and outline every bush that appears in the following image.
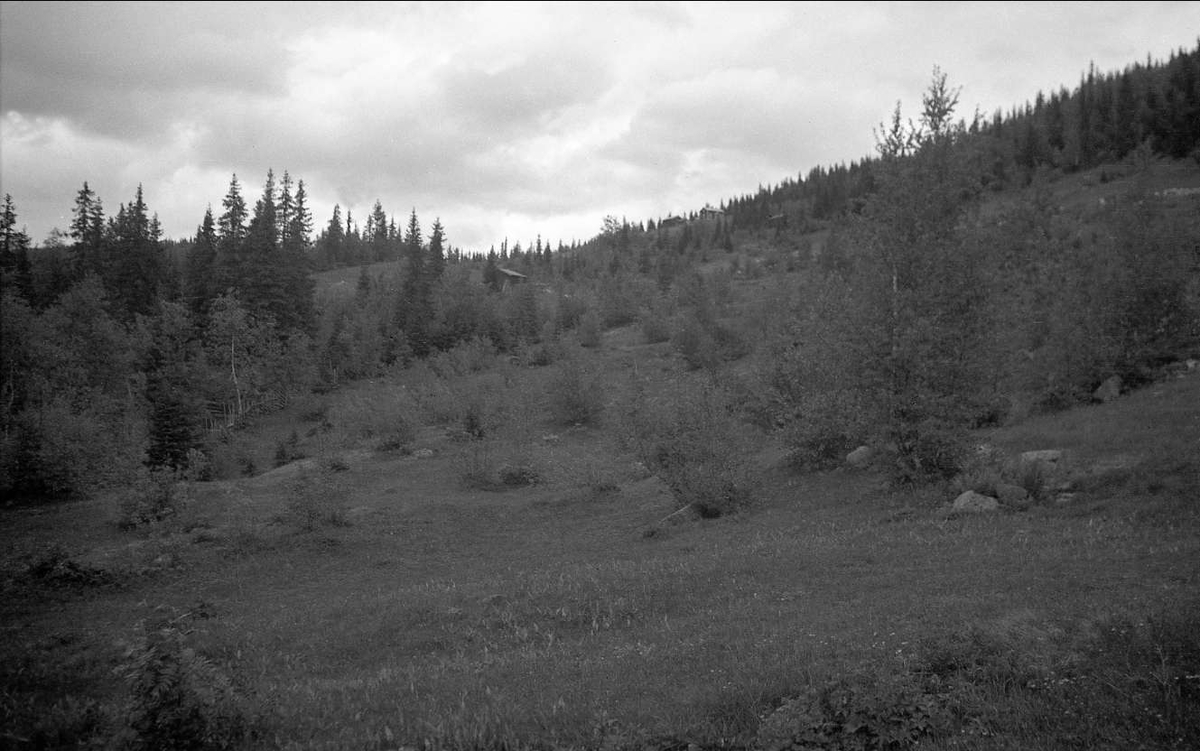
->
[285,463,350,531]
[548,357,605,426]
[671,315,749,371]
[640,309,672,344]
[119,468,191,530]
[783,390,873,470]
[24,543,114,588]
[889,417,970,486]
[498,463,540,487]
[11,399,141,499]
[119,619,258,750]
[623,378,759,517]
[758,676,942,751]
[428,336,499,378]
[324,387,418,452]
[577,308,602,348]
[272,431,304,467]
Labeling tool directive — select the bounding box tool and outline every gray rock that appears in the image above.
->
[846,445,875,468]
[1092,375,1122,403]
[952,490,1000,512]
[1020,450,1063,469]
[413,448,435,458]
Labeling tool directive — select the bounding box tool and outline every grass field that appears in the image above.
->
[3,310,1199,750]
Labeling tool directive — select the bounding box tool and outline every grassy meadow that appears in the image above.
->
[3,297,1199,749]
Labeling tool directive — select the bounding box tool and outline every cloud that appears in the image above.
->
[0,2,293,140]
[4,1,1200,251]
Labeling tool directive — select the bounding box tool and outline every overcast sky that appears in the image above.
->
[2,1,1198,252]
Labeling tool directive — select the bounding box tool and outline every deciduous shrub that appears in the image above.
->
[285,463,350,531]
[548,356,605,426]
[622,378,759,517]
[119,619,258,750]
[119,468,191,530]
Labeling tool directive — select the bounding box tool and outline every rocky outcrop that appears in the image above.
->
[952,490,1000,513]
[846,445,875,468]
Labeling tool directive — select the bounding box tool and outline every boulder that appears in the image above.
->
[846,445,875,468]
[1092,375,1122,403]
[952,490,1000,513]
[413,448,435,458]
[995,482,1030,505]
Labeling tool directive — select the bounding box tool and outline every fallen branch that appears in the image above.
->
[658,503,695,525]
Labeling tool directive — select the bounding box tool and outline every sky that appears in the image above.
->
[2,1,1199,253]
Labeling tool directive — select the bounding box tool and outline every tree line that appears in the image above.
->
[722,40,1200,232]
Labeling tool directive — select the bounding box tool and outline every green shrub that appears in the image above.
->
[285,464,350,531]
[498,464,540,487]
[783,390,872,470]
[640,310,672,344]
[548,357,605,426]
[324,387,418,452]
[119,468,191,530]
[578,308,603,348]
[272,430,304,467]
[889,418,970,487]
[12,398,141,499]
[23,543,114,588]
[428,336,499,378]
[119,619,258,750]
[759,676,942,751]
[623,378,759,517]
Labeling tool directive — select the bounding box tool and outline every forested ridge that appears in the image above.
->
[1,44,1198,501]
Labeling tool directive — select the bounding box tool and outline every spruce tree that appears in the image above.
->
[242,170,284,326]
[145,302,205,469]
[427,218,446,282]
[396,209,430,356]
[106,184,163,322]
[369,200,390,262]
[280,179,316,334]
[70,182,106,280]
[215,175,249,295]
[185,207,218,320]
[0,194,32,299]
